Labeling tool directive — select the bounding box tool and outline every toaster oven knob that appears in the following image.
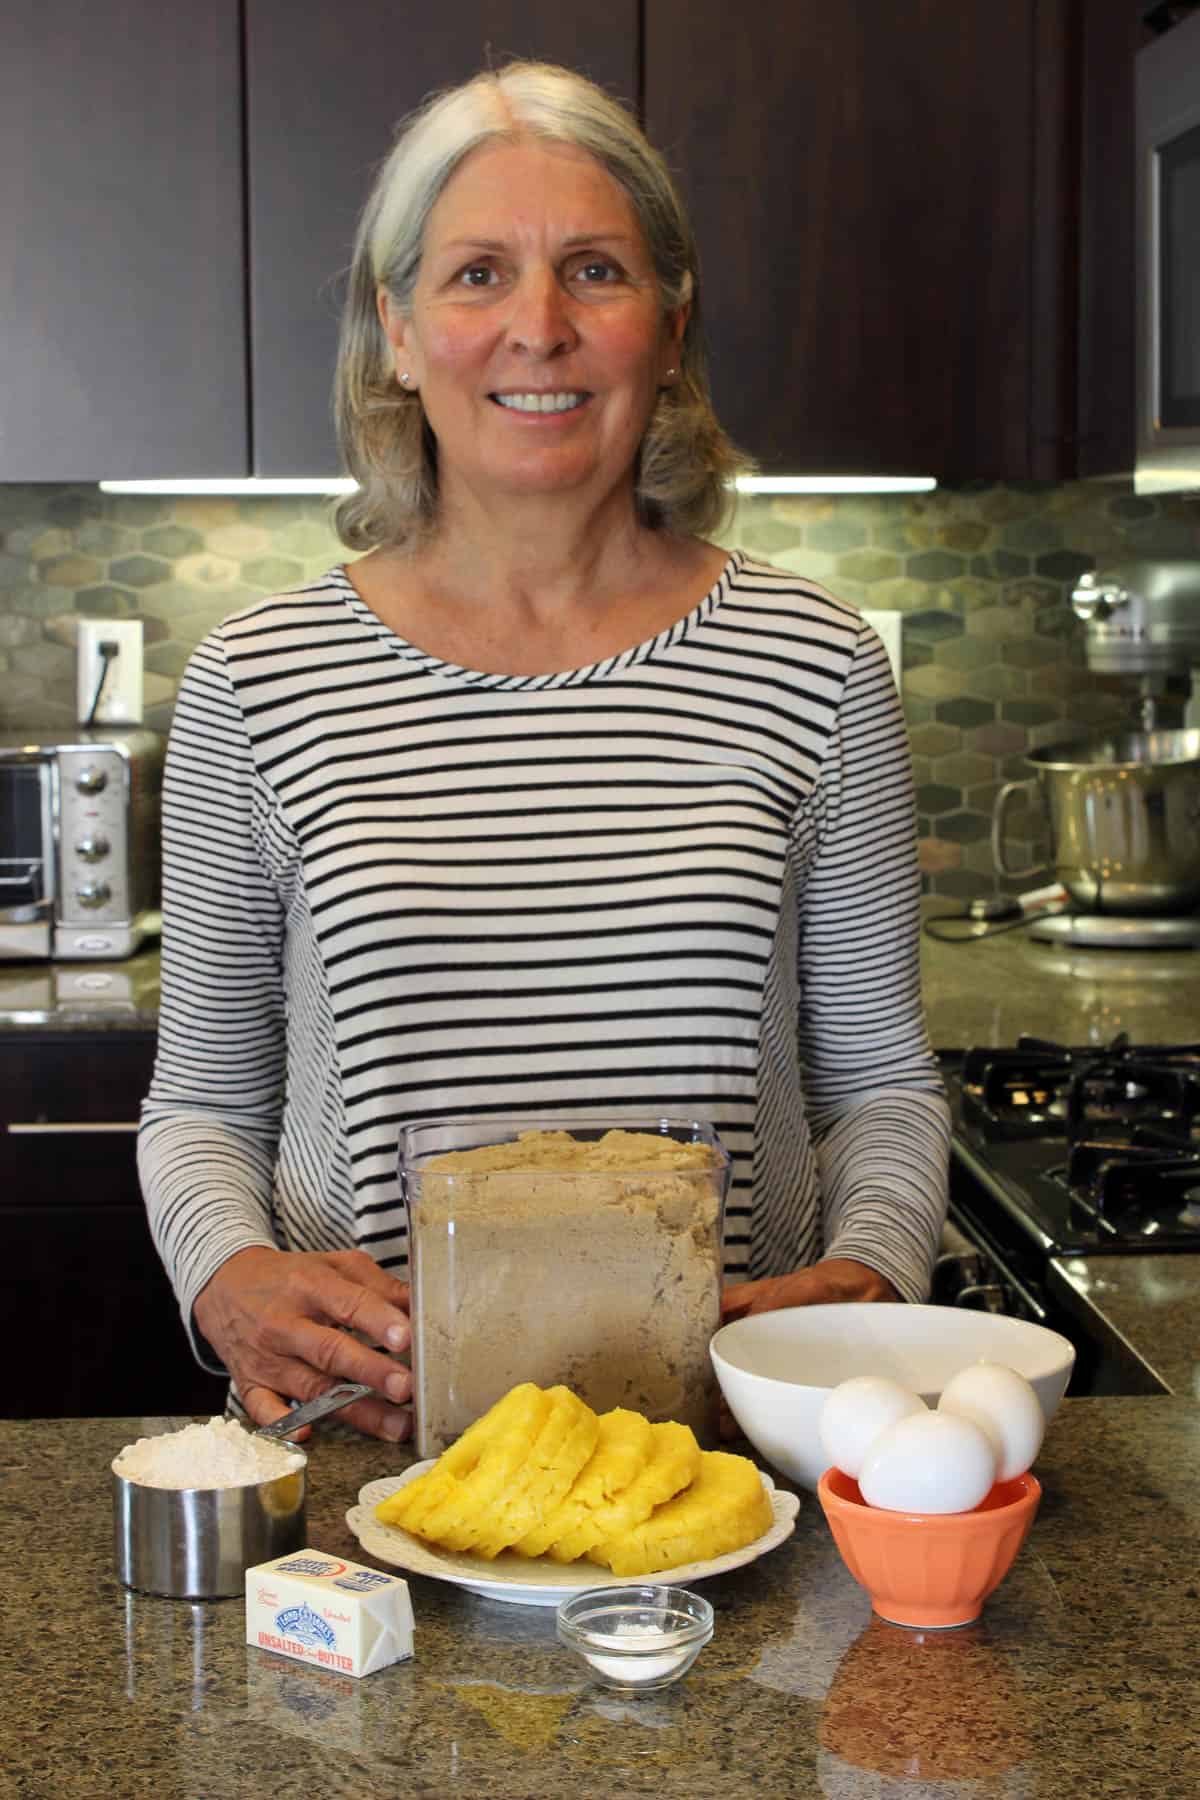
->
[75,765,108,794]
[75,835,110,863]
[75,881,112,909]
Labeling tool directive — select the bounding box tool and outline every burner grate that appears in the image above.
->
[952,1036,1200,1254]
[1062,1143,1200,1236]
[960,1034,1200,1143]
[959,1038,1074,1137]
[1067,1060,1197,1138]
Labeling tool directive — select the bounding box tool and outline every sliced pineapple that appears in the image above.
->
[547,1419,701,1564]
[420,1383,556,1551]
[594,1449,772,1577]
[375,1382,550,1542]
[467,1386,600,1558]
[373,1384,768,1580]
[514,1407,653,1558]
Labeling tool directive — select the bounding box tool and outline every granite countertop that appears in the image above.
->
[5,908,1199,1044]
[920,906,1200,1050]
[4,1401,1198,1798]
[0,945,160,1030]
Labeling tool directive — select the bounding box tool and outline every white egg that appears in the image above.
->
[818,1376,927,1478]
[859,1410,997,1513]
[937,1361,1045,1481]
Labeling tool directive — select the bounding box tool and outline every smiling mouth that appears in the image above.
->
[491,391,588,414]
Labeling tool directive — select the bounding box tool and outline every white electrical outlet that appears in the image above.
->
[859,609,903,692]
[77,619,144,725]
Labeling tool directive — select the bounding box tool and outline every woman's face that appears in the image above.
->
[380,137,686,516]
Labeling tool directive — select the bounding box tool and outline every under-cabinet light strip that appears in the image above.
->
[734,475,937,494]
[98,477,358,495]
[100,473,938,497]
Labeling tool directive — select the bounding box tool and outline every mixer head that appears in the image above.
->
[1071,560,1200,679]
[1072,560,1200,728]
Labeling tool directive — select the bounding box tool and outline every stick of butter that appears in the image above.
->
[246,1548,414,1679]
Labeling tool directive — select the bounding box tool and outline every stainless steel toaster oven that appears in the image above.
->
[0,727,163,960]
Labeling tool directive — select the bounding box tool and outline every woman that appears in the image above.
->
[139,61,950,1443]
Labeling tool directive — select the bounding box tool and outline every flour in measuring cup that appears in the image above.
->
[112,1417,303,1488]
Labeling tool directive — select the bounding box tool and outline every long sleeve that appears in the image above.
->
[137,632,290,1366]
[795,618,951,1300]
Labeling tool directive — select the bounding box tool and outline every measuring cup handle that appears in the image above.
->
[991,778,1046,880]
[254,1382,373,1440]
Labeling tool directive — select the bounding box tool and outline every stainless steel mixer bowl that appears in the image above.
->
[113,1458,307,1599]
[992,729,1200,914]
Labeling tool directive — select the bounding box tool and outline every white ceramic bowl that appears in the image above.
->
[710,1303,1075,1491]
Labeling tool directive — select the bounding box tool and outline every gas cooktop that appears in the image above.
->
[944,1035,1200,1257]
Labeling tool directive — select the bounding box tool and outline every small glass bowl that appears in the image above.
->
[556,1585,714,1693]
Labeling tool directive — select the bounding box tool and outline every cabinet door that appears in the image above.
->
[3,1193,228,1418]
[1,2,247,481]
[1074,1,1157,478]
[1,1032,227,1418]
[0,1030,156,1134]
[245,1,639,475]
[645,2,1065,479]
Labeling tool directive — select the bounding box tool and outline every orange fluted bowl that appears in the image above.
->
[817,1466,1042,1630]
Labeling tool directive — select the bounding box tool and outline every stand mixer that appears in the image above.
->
[992,560,1200,948]
[1070,560,1200,734]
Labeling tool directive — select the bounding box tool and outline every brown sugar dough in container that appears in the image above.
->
[408,1129,725,1457]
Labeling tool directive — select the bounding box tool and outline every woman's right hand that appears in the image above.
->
[192,1245,414,1441]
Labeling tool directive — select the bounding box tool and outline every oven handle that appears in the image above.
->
[0,861,44,888]
[947,1213,1050,1324]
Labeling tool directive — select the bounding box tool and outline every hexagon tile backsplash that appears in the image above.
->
[1,478,1198,900]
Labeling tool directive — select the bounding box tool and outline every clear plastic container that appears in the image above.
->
[399,1116,729,1458]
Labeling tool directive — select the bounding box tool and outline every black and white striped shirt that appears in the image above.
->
[139,552,950,1362]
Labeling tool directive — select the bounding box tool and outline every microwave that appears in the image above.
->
[0,727,163,961]
[1135,7,1200,495]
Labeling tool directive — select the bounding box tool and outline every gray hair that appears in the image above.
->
[333,60,752,552]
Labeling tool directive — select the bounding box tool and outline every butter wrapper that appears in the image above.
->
[246,1549,414,1678]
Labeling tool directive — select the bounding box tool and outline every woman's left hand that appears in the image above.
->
[722,1256,899,1321]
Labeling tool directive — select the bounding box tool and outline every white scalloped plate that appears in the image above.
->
[346,1462,800,1607]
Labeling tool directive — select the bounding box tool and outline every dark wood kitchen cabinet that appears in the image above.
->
[0,1031,227,1419]
[1074,0,1160,478]
[3,1,635,483]
[644,0,1145,480]
[4,1,1147,484]
[2,1,246,482]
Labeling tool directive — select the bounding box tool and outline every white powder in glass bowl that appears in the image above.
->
[112,1417,305,1489]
